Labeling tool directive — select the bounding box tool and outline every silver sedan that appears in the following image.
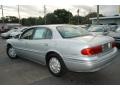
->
[6,25,118,77]
[87,25,109,35]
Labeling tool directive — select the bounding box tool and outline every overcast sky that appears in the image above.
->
[0,5,120,18]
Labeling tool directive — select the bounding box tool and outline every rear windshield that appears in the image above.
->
[57,26,90,38]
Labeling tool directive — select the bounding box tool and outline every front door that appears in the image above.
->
[24,27,52,64]
[16,28,35,58]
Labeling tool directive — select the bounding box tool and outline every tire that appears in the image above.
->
[7,45,17,59]
[47,54,67,77]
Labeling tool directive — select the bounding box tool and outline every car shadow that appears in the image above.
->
[61,71,109,85]
[8,54,120,85]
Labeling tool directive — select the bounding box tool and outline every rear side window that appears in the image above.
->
[45,29,52,39]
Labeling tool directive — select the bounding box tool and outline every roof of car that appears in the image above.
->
[29,24,77,28]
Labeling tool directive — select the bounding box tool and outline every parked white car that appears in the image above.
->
[10,27,28,38]
[108,26,120,45]
[87,25,109,36]
[78,24,90,29]
[1,28,20,39]
[6,25,118,77]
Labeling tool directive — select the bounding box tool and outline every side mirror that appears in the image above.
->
[13,34,21,39]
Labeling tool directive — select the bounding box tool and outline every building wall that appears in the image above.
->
[92,18,120,25]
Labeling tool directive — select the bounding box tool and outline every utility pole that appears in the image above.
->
[97,5,99,25]
[18,5,21,24]
[1,5,4,25]
[77,9,80,25]
[1,5,5,32]
[44,5,47,24]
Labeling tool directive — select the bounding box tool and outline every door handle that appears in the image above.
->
[42,43,48,46]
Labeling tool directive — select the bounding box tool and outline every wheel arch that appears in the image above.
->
[45,51,63,64]
[7,43,12,48]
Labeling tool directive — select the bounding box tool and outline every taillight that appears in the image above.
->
[112,42,116,48]
[81,45,102,56]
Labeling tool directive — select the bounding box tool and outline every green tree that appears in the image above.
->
[71,15,84,25]
[21,17,37,26]
[53,9,73,24]
[27,17,38,25]
[21,18,29,26]
[2,16,19,23]
[36,16,44,25]
[45,13,58,24]
[21,16,44,26]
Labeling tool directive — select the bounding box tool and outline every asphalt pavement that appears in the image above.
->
[0,38,120,85]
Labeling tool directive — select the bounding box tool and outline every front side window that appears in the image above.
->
[57,26,89,38]
[20,28,34,39]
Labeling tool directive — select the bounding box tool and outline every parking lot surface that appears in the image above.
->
[0,38,120,85]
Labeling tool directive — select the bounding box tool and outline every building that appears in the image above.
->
[90,16,120,25]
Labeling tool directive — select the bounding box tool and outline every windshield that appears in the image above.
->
[7,29,18,33]
[116,27,120,32]
[109,25,118,32]
[57,26,90,38]
[16,27,28,32]
[88,25,106,32]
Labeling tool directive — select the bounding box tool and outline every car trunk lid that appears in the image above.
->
[71,35,115,53]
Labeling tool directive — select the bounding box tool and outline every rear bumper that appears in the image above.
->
[64,48,118,72]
